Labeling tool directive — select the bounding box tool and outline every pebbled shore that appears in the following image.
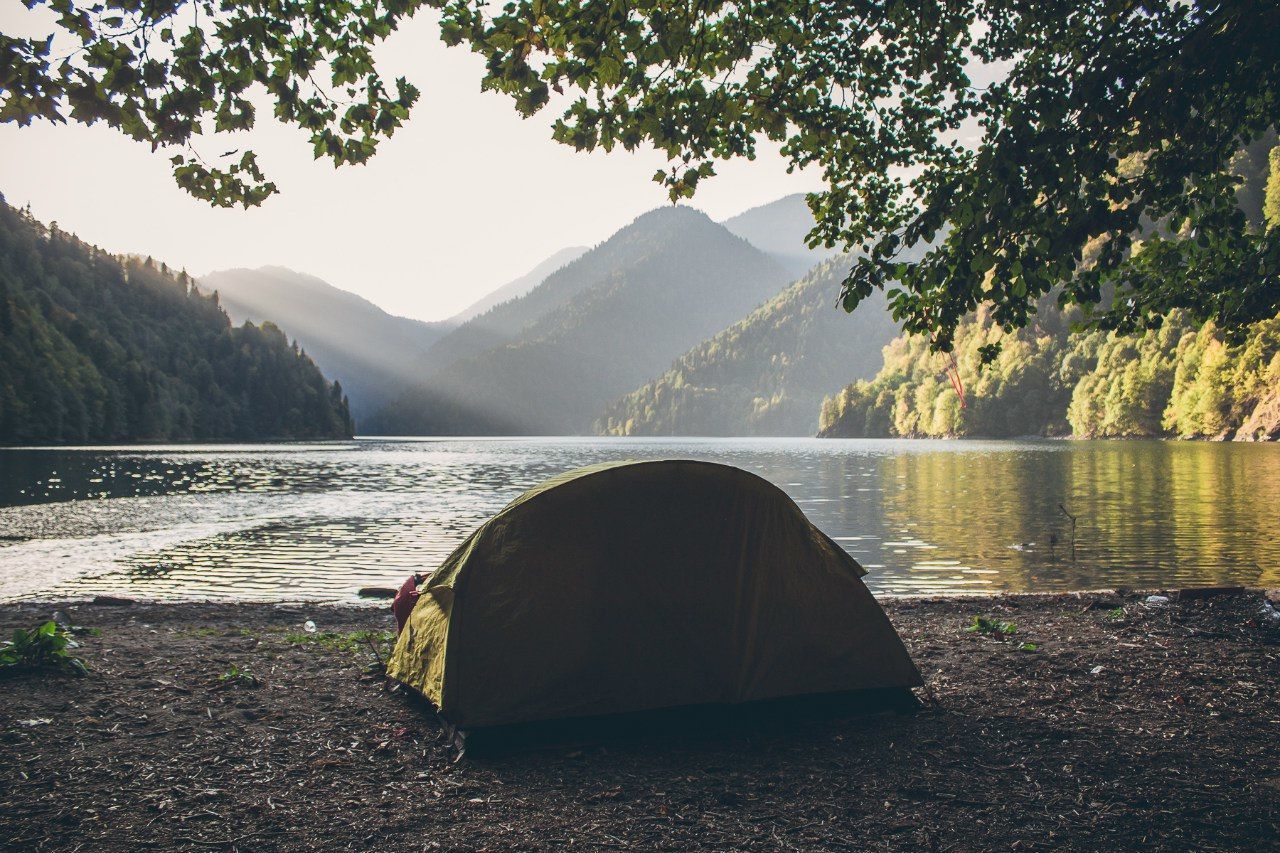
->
[2,590,1278,851]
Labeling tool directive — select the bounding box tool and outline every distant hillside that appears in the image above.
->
[421,208,741,373]
[198,267,449,423]
[817,300,1280,441]
[448,246,588,324]
[721,194,838,277]
[367,206,794,435]
[596,257,897,436]
[0,200,352,444]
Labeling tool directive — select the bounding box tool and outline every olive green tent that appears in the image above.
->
[388,460,921,729]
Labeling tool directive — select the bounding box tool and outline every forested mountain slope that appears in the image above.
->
[447,246,588,324]
[818,302,1280,441]
[597,257,897,436]
[367,206,793,434]
[0,200,353,444]
[199,266,449,423]
[721,194,837,277]
[819,135,1280,442]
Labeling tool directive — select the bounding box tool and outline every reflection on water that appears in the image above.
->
[1,438,1276,601]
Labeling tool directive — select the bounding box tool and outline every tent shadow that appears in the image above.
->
[438,687,921,758]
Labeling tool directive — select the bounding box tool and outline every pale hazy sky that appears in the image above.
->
[0,12,820,322]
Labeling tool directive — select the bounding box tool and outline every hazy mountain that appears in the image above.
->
[596,256,898,437]
[367,206,794,435]
[419,209,753,373]
[0,200,352,444]
[198,266,449,423]
[448,246,589,324]
[721,193,839,277]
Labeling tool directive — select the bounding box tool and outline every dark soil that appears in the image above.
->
[2,591,1278,851]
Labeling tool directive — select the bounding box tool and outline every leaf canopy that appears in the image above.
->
[3,0,1277,343]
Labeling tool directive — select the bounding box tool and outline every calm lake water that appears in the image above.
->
[1,437,1277,602]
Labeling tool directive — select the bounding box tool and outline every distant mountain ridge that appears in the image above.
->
[0,199,352,444]
[721,193,838,277]
[596,256,898,436]
[367,206,795,435]
[418,208,747,374]
[447,246,588,324]
[198,266,450,424]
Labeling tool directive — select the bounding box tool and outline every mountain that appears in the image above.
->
[419,210,745,373]
[721,194,838,277]
[0,199,353,444]
[447,246,589,324]
[367,206,794,435]
[596,257,898,436]
[198,266,449,423]
[817,300,1280,441]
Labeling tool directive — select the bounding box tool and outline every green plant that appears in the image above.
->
[965,615,1040,653]
[284,630,394,656]
[217,665,259,688]
[965,616,1018,636]
[1108,607,1126,619]
[0,622,87,675]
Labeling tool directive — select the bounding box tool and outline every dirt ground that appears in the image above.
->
[2,590,1278,851]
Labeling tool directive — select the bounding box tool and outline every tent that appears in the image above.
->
[388,460,921,731]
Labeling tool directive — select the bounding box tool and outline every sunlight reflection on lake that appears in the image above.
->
[1,437,1276,601]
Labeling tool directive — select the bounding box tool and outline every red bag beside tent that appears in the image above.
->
[392,574,421,633]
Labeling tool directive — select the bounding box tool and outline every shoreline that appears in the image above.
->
[4,589,1277,849]
[4,583,1268,608]
[6,433,1280,450]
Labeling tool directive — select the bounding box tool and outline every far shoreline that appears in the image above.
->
[4,433,1280,451]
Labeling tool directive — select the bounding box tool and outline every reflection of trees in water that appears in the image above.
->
[1161,444,1280,588]
[867,443,1280,592]
[873,447,1074,593]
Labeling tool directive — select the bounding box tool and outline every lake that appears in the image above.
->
[1,437,1277,602]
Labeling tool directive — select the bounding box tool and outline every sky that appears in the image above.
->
[0,12,821,323]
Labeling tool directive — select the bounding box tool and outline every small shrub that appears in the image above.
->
[965,615,1018,636]
[965,615,1039,653]
[0,621,87,675]
[217,665,259,688]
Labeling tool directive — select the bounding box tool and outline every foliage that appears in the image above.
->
[820,299,1280,441]
[965,616,1018,637]
[283,629,393,655]
[820,295,1077,438]
[0,196,354,443]
[444,0,1280,343]
[1,621,87,675]
[596,257,898,436]
[1229,132,1278,231]
[965,615,1036,651]
[1,0,419,207]
[1161,314,1280,438]
[1266,146,1280,230]
[6,0,1277,343]
[216,664,259,687]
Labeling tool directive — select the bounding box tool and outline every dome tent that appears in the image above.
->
[388,460,921,732]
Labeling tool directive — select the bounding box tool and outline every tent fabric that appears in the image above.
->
[387,459,921,729]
